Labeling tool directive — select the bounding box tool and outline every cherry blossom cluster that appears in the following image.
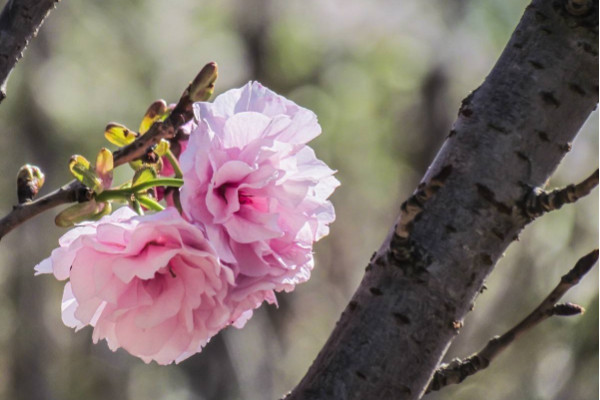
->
[35,82,339,364]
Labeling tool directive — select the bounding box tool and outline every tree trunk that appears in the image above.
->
[285,0,598,399]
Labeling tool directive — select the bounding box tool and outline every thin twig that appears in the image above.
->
[0,0,60,103]
[523,168,599,219]
[426,249,599,393]
[0,62,217,241]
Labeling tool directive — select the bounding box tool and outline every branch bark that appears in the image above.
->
[285,1,598,399]
[0,0,59,102]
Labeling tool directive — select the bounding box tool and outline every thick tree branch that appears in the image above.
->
[0,62,217,241]
[426,249,598,392]
[0,0,59,103]
[285,1,598,399]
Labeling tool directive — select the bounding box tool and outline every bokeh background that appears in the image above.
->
[0,0,597,399]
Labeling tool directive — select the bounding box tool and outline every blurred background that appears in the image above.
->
[0,0,597,399]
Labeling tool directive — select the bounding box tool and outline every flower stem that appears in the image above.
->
[130,178,183,193]
[137,196,165,211]
[95,178,183,202]
[165,149,184,178]
[131,199,144,215]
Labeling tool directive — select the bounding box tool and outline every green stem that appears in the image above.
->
[130,177,183,193]
[137,196,165,211]
[96,178,183,202]
[131,199,144,215]
[165,149,184,178]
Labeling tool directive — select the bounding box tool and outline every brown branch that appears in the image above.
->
[0,0,59,103]
[0,62,217,241]
[426,249,598,393]
[523,168,599,219]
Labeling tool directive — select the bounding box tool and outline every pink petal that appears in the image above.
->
[134,274,185,329]
[221,112,271,149]
[225,208,282,243]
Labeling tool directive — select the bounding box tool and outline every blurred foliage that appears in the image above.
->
[0,0,597,399]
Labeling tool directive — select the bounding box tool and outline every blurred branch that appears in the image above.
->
[426,249,598,393]
[235,0,272,83]
[0,0,59,103]
[0,62,217,241]
[408,65,451,176]
[523,168,599,219]
[285,1,598,398]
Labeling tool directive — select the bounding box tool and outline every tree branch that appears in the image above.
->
[426,249,598,392]
[0,0,59,103]
[523,168,599,219]
[0,62,217,241]
[285,1,598,399]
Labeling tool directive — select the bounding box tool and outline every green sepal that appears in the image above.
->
[69,155,103,193]
[55,200,111,227]
[129,159,144,171]
[139,100,169,135]
[155,139,170,157]
[132,166,158,188]
[105,123,139,147]
[95,148,114,188]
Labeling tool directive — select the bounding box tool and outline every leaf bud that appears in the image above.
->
[16,164,45,203]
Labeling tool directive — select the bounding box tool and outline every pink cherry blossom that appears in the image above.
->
[35,207,245,365]
[180,81,339,313]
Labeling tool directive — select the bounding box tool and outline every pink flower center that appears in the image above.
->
[239,193,253,205]
[216,184,230,204]
[215,183,253,207]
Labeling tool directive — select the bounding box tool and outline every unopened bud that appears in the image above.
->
[17,164,45,203]
[188,62,218,102]
[553,302,585,316]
